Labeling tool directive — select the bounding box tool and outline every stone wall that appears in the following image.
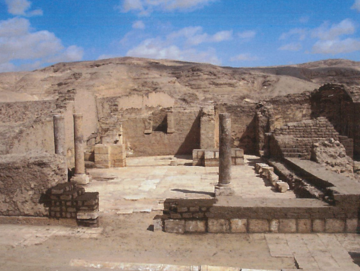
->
[122,107,201,156]
[269,117,340,159]
[0,153,67,216]
[158,198,358,234]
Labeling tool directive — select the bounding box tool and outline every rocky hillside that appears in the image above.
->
[0,57,359,105]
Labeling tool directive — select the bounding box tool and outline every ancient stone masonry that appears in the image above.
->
[46,182,99,227]
[268,117,343,159]
[94,144,126,168]
[200,106,216,149]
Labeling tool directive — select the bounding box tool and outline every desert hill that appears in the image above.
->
[0,58,359,105]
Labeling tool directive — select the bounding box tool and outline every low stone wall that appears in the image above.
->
[192,148,244,167]
[156,198,358,234]
[45,182,99,227]
[0,153,67,216]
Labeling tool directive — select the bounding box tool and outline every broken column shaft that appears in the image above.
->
[215,113,233,196]
[53,114,65,155]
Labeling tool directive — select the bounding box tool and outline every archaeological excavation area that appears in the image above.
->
[1,58,360,270]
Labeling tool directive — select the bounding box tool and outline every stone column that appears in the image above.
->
[71,113,90,184]
[167,111,175,134]
[53,114,65,155]
[215,113,233,196]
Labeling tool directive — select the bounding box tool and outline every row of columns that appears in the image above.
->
[53,113,89,185]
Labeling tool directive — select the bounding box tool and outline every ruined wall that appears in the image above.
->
[0,100,56,155]
[0,153,67,216]
[269,117,340,159]
[123,107,200,156]
[219,103,257,154]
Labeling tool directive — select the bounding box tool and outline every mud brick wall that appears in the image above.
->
[46,182,99,227]
[0,153,67,216]
[122,107,200,156]
[338,136,354,158]
[159,198,359,234]
[269,117,340,159]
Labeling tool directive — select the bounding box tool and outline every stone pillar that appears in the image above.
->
[200,106,216,149]
[215,113,233,196]
[71,113,90,184]
[53,114,65,155]
[167,111,175,134]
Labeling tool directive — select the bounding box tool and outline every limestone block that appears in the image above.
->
[270,219,279,233]
[346,219,358,233]
[234,158,244,165]
[94,144,109,154]
[230,219,247,233]
[208,219,230,233]
[205,159,219,167]
[297,219,312,233]
[312,219,325,232]
[204,151,215,159]
[279,219,296,233]
[269,172,279,186]
[276,181,289,193]
[325,219,345,233]
[192,149,198,159]
[185,220,206,233]
[248,219,269,233]
[235,149,244,158]
[153,218,163,232]
[77,211,99,220]
[164,220,185,234]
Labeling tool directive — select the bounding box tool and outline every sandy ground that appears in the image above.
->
[0,155,359,271]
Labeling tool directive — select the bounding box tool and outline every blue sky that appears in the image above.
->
[0,0,359,72]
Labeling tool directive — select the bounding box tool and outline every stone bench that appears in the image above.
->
[192,148,244,167]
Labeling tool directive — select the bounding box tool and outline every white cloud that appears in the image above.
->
[230,54,258,62]
[312,38,360,54]
[126,38,221,65]
[5,0,43,16]
[118,0,217,14]
[352,0,360,11]
[0,17,83,72]
[167,26,232,46]
[237,30,256,40]
[279,43,302,51]
[132,20,145,29]
[312,19,355,40]
[280,28,307,41]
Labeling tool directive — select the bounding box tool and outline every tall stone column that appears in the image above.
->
[215,113,233,196]
[53,114,65,155]
[71,113,90,184]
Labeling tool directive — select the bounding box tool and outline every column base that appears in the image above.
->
[71,174,91,185]
[215,184,234,197]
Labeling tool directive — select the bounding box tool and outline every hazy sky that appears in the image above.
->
[0,0,360,72]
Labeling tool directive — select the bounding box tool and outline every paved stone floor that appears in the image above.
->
[86,155,296,215]
[1,155,360,270]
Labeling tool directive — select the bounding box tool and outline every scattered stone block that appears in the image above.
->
[77,211,99,220]
[312,219,325,232]
[185,220,206,233]
[208,219,230,233]
[297,219,312,233]
[164,220,185,234]
[153,215,163,232]
[248,219,269,233]
[279,219,296,233]
[230,219,247,233]
[276,181,289,193]
[325,219,345,233]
